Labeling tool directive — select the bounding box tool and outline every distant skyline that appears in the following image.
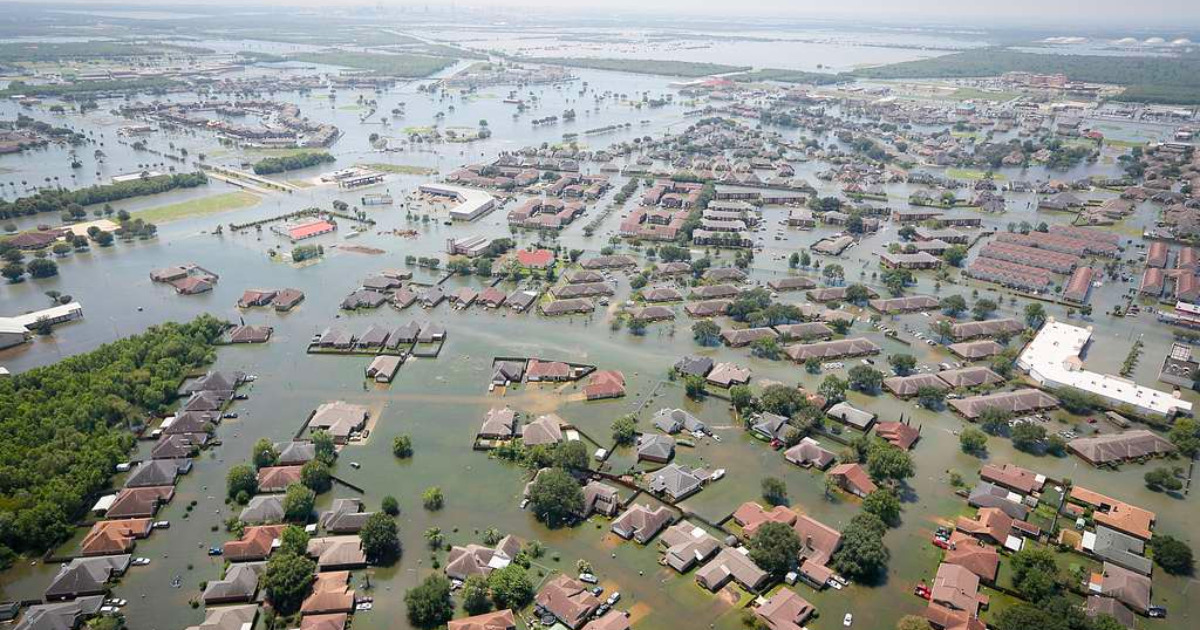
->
[15,0,1200,29]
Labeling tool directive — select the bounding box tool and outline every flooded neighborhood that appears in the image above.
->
[0,3,1199,630]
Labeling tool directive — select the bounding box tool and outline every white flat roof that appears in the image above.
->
[1018,320,1192,417]
[2,302,82,329]
[419,183,495,220]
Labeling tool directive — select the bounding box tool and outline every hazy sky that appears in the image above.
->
[24,0,1200,27]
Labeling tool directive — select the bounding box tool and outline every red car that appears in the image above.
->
[932,537,950,550]
[914,584,931,600]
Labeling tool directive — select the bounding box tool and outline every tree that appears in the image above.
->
[462,574,492,615]
[788,252,800,268]
[822,263,844,285]
[300,460,332,493]
[262,551,316,615]
[940,294,967,316]
[278,525,309,556]
[252,438,278,469]
[729,384,754,412]
[611,415,637,446]
[692,320,721,345]
[1024,303,1047,328]
[1150,534,1193,575]
[818,374,848,404]
[862,489,901,526]
[1168,417,1200,456]
[1145,467,1183,492]
[684,375,707,399]
[748,521,802,578]
[804,357,821,374]
[845,283,871,304]
[832,513,889,581]
[227,464,258,502]
[972,298,997,321]
[943,245,967,267]
[760,384,807,417]
[552,441,589,471]
[2,262,25,283]
[750,336,782,360]
[959,427,988,455]
[848,365,883,393]
[25,258,57,278]
[360,512,401,564]
[979,407,1010,435]
[761,477,788,506]
[422,486,444,510]
[393,434,414,458]
[888,353,917,376]
[1010,422,1047,452]
[916,385,945,409]
[405,574,454,628]
[311,429,336,464]
[488,563,535,609]
[282,483,316,522]
[867,444,914,483]
[382,495,400,516]
[800,251,811,268]
[991,604,1056,630]
[528,468,583,527]
[1010,546,1061,602]
[829,318,852,335]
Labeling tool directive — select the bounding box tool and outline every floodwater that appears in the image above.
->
[0,41,1196,630]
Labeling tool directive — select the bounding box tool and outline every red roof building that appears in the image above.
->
[583,370,625,400]
[516,249,555,269]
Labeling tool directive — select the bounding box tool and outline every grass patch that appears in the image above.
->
[522,57,750,78]
[359,163,437,176]
[951,87,1020,101]
[289,51,456,77]
[136,191,260,223]
[946,168,1006,181]
[727,68,840,85]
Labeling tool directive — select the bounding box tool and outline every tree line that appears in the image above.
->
[0,172,207,220]
[0,315,226,562]
[251,152,335,175]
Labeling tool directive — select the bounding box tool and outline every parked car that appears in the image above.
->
[152,520,170,529]
[844,613,854,627]
[579,573,598,584]
[132,557,151,566]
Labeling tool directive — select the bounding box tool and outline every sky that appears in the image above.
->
[20,0,1200,27]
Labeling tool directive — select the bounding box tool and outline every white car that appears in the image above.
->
[100,606,119,615]
[579,573,598,584]
[131,557,151,566]
[844,613,854,627]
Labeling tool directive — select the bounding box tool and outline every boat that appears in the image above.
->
[710,469,725,481]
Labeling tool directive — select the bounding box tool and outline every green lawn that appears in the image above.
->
[135,191,261,223]
[359,162,438,176]
[946,168,1007,181]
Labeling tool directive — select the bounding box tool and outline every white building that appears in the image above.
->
[0,302,84,349]
[419,183,496,221]
[1017,319,1192,418]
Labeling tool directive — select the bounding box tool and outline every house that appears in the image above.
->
[648,464,705,502]
[273,288,305,311]
[1089,562,1151,613]
[238,289,277,308]
[931,563,986,615]
[80,519,151,556]
[106,486,175,519]
[202,562,263,604]
[239,495,286,524]
[936,366,1005,389]
[673,355,714,377]
[653,408,707,434]
[948,340,1005,360]
[257,465,303,493]
[828,463,878,497]
[1069,487,1155,541]
[584,370,626,400]
[696,547,768,592]
[445,535,522,580]
[522,414,566,446]
[229,325,272,343]
[1085,525,1152,575]
[308,401,369,444]
[1068,430,1176,466]
[125,459,184,488]
[320,498,374,534]
[637,434,676,462]
[184,605,258,630]
[733,502,798,538]
[224,524,286,561]
[526,359,573,382]
[784,437,835,470]
[721,327,779,348]
[785,338,880,362]
[659,521,721,572]
[15,597,105,630]
[535,574,601,629]
[307,536,368,570]
[151,433,205,459]
[956,507,1037,550]
[685,299,733,318]
[479,407,519,440]
[302,571,355,614]
[448,610,517,630]
[706,362,750,388]
[1085,596,1136,630]
[747,412,787,442]
[582,610,631,630]
[884,373,950,397]
[541,298,594,316]
[276,441,316,466]
[875,421,921,450]
[44,555,130,601]
[967,482,1030,520]
[366,355,402,383]
[948,389,1059,420]
[754,589,815,630]
[611,504,674,543]
[979,463,1044,495]
[582,480,621,517]
[944,532,1000,582]
[773,322,834,342]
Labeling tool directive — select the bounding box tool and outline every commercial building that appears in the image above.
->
[420,183,497,222]
[1017,320,1193,418]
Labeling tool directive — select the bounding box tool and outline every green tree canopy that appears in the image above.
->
[528,468,583,527]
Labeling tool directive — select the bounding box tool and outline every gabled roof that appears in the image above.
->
[523,414,565,446]
[611,504,674,544]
